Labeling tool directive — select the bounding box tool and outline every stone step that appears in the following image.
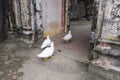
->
[88,56,120,80]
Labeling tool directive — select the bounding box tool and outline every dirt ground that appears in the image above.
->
[0,19,92,80]
[0,40,31,80]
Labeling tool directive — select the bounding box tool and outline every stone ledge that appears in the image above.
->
[88,56,120,80]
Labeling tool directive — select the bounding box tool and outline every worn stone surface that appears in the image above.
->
[0,40,31,80]
[88,63,120,80]
[88,55,120,80]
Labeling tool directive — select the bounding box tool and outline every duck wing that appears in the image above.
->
[38,44,54,58]
[41,38,51,49]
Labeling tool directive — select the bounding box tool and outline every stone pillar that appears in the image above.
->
[19,0,35,44]
[8,0,43,45]
[35,0,43,41]
[13,0,21,28]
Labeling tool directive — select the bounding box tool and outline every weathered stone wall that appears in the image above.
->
[96,0,120,41]
[89,0,120,79]
[8,0,43,45]
[8,0,63,44]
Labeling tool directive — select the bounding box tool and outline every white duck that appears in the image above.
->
[37,42,54,58]
[41,35,52,49]
[63,30,72,42]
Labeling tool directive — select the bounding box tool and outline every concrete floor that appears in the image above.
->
[0,20,92,80]
[18,20,91,80]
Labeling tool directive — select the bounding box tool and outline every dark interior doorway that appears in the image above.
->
[0,0,8,42]
[69,0,94,21]
[67,0,95,60]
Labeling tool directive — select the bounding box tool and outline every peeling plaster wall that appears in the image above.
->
[42,0,62,37]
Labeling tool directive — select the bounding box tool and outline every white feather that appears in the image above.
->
[41,35,52,49]
[37,42,54,58]
[63,30,72,41]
